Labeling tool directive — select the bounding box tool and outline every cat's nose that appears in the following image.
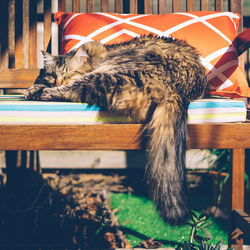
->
[56,76,63,86]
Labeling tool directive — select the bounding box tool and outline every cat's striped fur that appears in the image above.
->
[25,36,208,223]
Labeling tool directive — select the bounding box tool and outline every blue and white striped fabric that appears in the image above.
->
[188,98,247,123]
[0,95,246,124]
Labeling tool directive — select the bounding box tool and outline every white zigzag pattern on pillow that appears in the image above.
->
[100,29,139,44]
[63,12,239,90]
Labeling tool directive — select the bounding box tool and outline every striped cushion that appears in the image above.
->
[188,98,246,123]
[0,95,246,124]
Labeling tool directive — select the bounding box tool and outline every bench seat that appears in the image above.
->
[0,95,249,151]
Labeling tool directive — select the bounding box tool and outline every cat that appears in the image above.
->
[25,35,208,223]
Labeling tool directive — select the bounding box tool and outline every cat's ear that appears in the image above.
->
[70,46,89,70]
[42,51,55,68]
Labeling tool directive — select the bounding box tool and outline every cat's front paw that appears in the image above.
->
[24,85,46,100]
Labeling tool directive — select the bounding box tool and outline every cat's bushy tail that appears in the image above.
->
[143,94,189,223]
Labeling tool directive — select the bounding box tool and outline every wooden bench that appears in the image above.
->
[0,0,250,248]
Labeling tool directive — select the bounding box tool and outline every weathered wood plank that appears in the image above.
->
[101,0,109,12]
[0,68,40,88]
[58,0,66,11]
[15,0,23,69]
[232,210,250,239]
[23,0,29,69]
[115,0,123,13]
[86,0,94,12]
[0,124,141,150]
[5,151,18,184]
[187,123,250,149]
[201,0,208,11]
[215,0,223,11]
[173,0,181,12]
[44,0,52,53]
[29,0,37,68]
[159,0,167,14]
[229,209,250,247]
[229,0,242,15]
[186,0,195,11]
[58,0,66,55]
[0,123,250,150]
[231,148,245,210]
[0,0,9,71]
[144,0,152,14]
[229,149,246,248]
[229,0,243,32]
[9,0,15,68]
[130,0,137,13]
[72,0,80,12]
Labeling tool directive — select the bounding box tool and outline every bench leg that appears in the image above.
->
[229,148,245,249]
[5,150,41,186]
[5,151,19,186]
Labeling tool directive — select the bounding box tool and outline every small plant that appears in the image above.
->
[209,149,250,207]
[178,210,224,250]
[188,211,212,245]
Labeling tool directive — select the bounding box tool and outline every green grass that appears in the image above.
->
[110,192,228,248]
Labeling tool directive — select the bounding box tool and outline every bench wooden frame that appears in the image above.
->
[0,0,249,248]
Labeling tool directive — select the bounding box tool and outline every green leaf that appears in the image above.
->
[189,242,200,250]
[200,227,213,240]
[200,241,210,250]
[196,217,212,229]
[194,234,211,244]
[191,210,200,222]
[182,240,191,250]
[198,214,208,221]
[201,220,213,228]
[214,241,222,250]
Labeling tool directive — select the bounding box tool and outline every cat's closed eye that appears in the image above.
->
[42,73,57,86]
[42,71,69,87]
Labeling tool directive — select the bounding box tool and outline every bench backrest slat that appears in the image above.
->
[44,0,52,54]
[201,0,208,11]
[86,0,94,13]
[215,0,223,11]
[186,0,194,11]
[73,0,81,12]
[14,0,23,69]
[29,0,38,69]
[115,0,123,13]
[58,0,67,11]
[158,0,167,14]
[173,0,181,12]
[129,0,138,13]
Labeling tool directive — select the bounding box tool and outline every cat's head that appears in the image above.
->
[39,41,106,86]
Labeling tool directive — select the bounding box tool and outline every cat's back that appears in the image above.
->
[102,36,201,70]
[106,36,198,58]
[92,35,204,82]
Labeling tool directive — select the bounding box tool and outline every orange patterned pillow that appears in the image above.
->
[54,11,250,98]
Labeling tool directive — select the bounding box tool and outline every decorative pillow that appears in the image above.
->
[54,11,250,98]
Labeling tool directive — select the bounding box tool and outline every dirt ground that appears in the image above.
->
[0,167,243,249]
[0,168,160,249]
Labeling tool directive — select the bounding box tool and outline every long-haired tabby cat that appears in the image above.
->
[25,35,208,223]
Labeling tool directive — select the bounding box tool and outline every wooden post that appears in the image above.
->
[5,151,18,186]
[229,148,245,249]
[232,149,245,210]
